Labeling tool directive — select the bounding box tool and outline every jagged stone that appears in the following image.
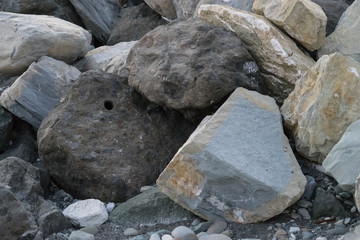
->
[281,53,360,163]
[0,107,13,151]
[312,188,350,218]
[172,0,201,19]
[157,88,306,223]
[144,0,177,19]
[199,4,314,103]
[194,0,255,17]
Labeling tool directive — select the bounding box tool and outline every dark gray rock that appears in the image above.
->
[144,0,177,19]
[107,3,166,45]
[172,0,201,19]
[302,176,318,200]
[69,0,119,43]
[312,188,350,218]
[38,70,195,202]
[110,187,195,227]
[0,107,13,152]
[127,18,264,122]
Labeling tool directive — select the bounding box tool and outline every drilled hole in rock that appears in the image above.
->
[104,100,114,110]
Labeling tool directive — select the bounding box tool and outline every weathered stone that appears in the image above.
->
[318,0,360,62]
[323,120,360,192]
[144,0,177,19]
[172,226,197,240]
[0,12,91,76]
[199,4,314,103]
[253,0,327,51]
[312,188,349,218]
[198,234,232,240]
[194,0,255,17]
[339,224,360,240]
[354,174,360,213]
[0,0,83,26]
[63,199,108,227]
[0,56,81,128]
[0,107,13,151]
[38,70,194,202]
[69,230,95,240]
[172,0,201,19]
[69,0,119,43]
[127,18,264,121]
[107,3,166,45]
[281,53,360,163]
[110,187,194,227]
[0,185,32,240]
[157,87,306,223]
[312,0,350,36]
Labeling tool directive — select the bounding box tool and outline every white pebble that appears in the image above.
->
[106,202,115,212]
[344,217,351,225]
[124,228,139,236]
[289,227,301,234]
[150,233,161,240]
[316,237,327,240]
[162,234,173,240]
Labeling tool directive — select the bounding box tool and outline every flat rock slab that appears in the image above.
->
[0,12,91,76]
[38,70,193,202]
[157,87,306,223]
[0,56,81,128]
[281,53,360,163]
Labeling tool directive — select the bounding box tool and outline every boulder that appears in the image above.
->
[127,18,264,121]
[0,0,83,26]
[252,0,327,51]
[69,231,95,240]
[107,3,166,45]
[355,175,360,214]
[312,0,350,36]
[69,0,119,43]
[172,0,201,19]
[0,56,81,128]
[63,199,108,227]
[281,53,360,163]
[0,107,13,151]
[38,70,194,202]
[157,87,306,223]
[144,0,177,19]
[194,0,255,17]
[0,12,91,76]
[199,4,315,103]
[110,187,194,227]
[318,0,360,62]
[322,120,360,192]
[312,188,349,218]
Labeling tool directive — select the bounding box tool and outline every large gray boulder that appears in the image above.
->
[194,0,255,17]
[127,18,264,121]
[318,0,360,62]
[69,0,119,43]
[0,12,91,76]
[0,56,81,129]
[157,88,306,223]
[38,70,194,202]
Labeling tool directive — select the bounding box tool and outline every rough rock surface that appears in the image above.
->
[172,0,201,19]
[312,188,349,218]
[199,4,314,103]
[0,56,81,128]
[0,107,13,151]
[69,0,119,43]
[194,0,255,17]
[127,18,263,121]
[322,120,360,192]
[38,70,194,202]
[281,53,360,163]
[144,0,177,19]
[0,12,91,76]
[355,174,360,214]
[253,0,327,51]
[318,0,360,62]
[110,187,194,227]
[107,3,166,45]
[157,87,306,223]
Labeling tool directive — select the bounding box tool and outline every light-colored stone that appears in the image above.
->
[281,53,360,163]
[106,202,115,212]
[194,0,255,17]
[62,199,108,227]
[172,0,201,19]
[172,226,196,240]
[150,233,161,240]
[0,56,81,128]
[68,230,94,240]
[144,0,177,19]
[80,226,99,236]
[318,0,360,62]
[162,234,174,240]
[323,120,360,192]
[199,234,232,240]
[199,4,314,103]
[124,228,140,236]
[157,87,306,223]
[253,0,326,51]
[0,12,91,76]
[206,221,227,234]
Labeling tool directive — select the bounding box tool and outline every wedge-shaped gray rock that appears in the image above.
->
[199,4,314,103]
[318,0,360,62]
[0,12,91,76]
[323,120,360,192]
[173,0,201,19]
[0,56,81,128]
[194,0,255,17]
[253,0,327,51]
[281,53,360,163]
[144,0,177,19]
[157,87,306,223]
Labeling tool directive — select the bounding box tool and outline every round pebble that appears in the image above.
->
[140,186,154,192]
[302,232,313,239]
[198,234,231,240]
[162,234,174,240]
[106,202,115,212]
[344,218,351,225]
[289,226,301,234]
[172,226,196,240]
[298,208,311,220]
[221,229,233,238]
[150,233,161,240]
[339,192,352,199]
[124,228,140,236]
[207,220,227,234]
[351,206,357,213]
[80,226,99,235]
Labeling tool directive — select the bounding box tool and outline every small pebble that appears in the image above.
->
[297,199,313,209]
[69,231,94,240]
[289,227,301,234]
[339,192,352,199]
[291,212,300,219]
[316,237,327,240]
[221,229,233,238]
[351,206,357,213]
[298,208,311,220]
[140,186,154,192]
[326,228,348,235]
[106,202,115,212]
[267,226,273,231]
[191,218,202,226]
[172,226,196,239]
[274,229,287,238]
[344,200,355,207]
[150,233,161,240]
[207,220,227,234]
[162,234,173,240]
[192,222,212,234]
[302,232,313,239]
[80,226,99,235]
[197,232,208,239]
[124,228,140,236]
[198,234,231,240]
[334,219,344,225]
[344,218,351,225]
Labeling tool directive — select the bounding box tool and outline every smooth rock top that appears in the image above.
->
[0,12,91,76]
[157,87,306,223]
[144,0,177,19]
[194,0,255,17]
[281,52,360,163]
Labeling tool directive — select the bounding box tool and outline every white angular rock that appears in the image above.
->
[0,56,81,128]
[63,199,108,227]
[281,53,360,163]
[0,12,91,76]
[199,4,314,103]
[157,87,306,223]
[253,0,327,51]
[318,0,360,62]
[323,120,360,192]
